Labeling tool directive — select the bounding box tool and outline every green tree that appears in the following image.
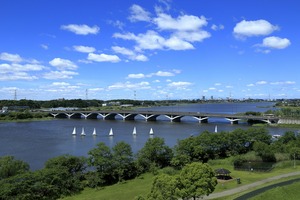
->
[112,141,135,182]
[253,141,276,162]
[88,142,114,185]
[147,174,178,200]
[136,137,173,173]
[176,162,217,200]
[0,156,29,180]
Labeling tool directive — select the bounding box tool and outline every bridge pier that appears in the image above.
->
[164,115,182,122]
[225,118,240,124]
[193,116,209,123]
[140,114,159,121]
[119,113,137,120]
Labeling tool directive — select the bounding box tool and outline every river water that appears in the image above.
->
[0,102,297,170]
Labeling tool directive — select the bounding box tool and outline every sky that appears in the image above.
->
[0,0,299,101]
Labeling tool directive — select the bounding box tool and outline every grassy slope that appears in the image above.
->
[62,173,154,200]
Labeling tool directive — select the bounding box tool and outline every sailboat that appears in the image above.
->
[80,127,86,136]
[214,125,218,133]
[92,128,97,136]
[109,128,114,136]
[72,127,76,135]
[132,127,137,135]
[149,128,154,135]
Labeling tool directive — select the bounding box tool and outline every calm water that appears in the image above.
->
[0,102,296,170]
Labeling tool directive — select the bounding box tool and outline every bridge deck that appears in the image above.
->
[49,110,279,124]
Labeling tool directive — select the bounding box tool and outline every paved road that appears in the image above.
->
[202,171,300,199]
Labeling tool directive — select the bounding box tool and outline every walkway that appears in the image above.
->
[202,171,300,199]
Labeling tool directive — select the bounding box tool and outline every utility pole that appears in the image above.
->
[85,89,88,100]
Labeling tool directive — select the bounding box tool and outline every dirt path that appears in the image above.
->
[202,171,300,199]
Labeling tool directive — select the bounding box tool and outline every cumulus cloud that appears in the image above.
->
[43,70,78,79]
[154,13,207,31]
[73,45,96,53]
[233,19,279,39]
[128,4,151,22]
[114,5,211,52]
[0,52,23,63]
[127,73,145,79]
[261,36,291,49]
[168,81,192,87]
[87,53,121,63]
[108,81,150,90]
[61,24,100,35]
[49,58,78,70]
[112,46,148,61]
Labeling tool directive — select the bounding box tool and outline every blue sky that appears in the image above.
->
[0,0,299,100]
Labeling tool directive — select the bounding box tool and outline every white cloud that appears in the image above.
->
[270,81,295,85]
[61,24,100,35]
[247,83,255,87]
[51,82,70,86]
[211,24,224,31]
[87,53,121,63]
[128,4,151,22]
[43,70,78,79]
[0,52,23,63]
[127,73,145,79]
[261,36,291,49]
[0,71,38,81]
[168,81,192,88]
[256,81,268,85]
[49,58,78,70]
[154,13,207,31]
[112,46,148,61]
[40,44,49,50]
[108,81,150,90]
[154,71,175,77]
[233,19,279,38]
[73,45,96,53]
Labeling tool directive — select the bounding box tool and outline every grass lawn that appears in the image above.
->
[62,173,154,200]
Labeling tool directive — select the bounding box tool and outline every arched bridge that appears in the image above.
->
[49,110,280,124]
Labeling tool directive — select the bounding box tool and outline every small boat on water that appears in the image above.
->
[214,125,218,133]
[132,127,137,135]
[109,128,114,136]
[149,128,154,135]
[72,127,76,135]
[81,127,86,136]
[92,128,97,136]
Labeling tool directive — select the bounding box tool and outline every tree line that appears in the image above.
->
[1,127,299,199]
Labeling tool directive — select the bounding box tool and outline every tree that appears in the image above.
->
[0,156,30,180]
[136,137,173,173]
[147,174,178,200]
[45,154,86,176]
[176,162,217,200]
[112,141,135,182]
[253,141,276,162]
[88,142,114,185]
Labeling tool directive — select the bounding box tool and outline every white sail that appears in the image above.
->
[109,128,114,136]
[81,127,86,136]
[72,127,76,135]
[149,128,154,135]
[132,127,137,135]
[92,128,97,136]
[214,125,218,133]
